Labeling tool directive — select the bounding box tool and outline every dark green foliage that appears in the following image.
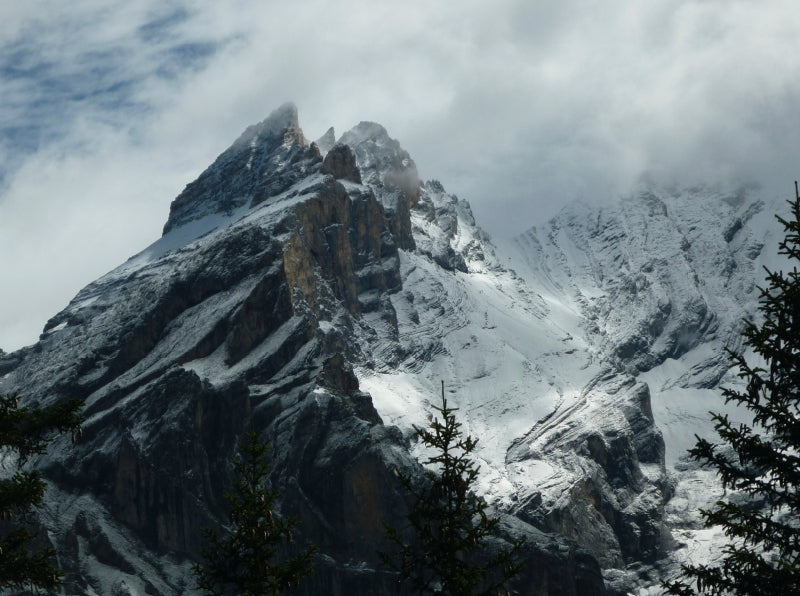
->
[664,186,800,595]
[193,428,317,596]
[0,393,84,592]
[381,383,525,595]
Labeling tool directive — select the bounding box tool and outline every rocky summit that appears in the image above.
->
[0,103,785,594]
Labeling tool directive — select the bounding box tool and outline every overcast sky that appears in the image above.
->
[2,0,800,352]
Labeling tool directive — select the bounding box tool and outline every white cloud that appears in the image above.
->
[2,0,800,350]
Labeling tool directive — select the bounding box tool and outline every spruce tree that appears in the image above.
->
[0,393,84,591]
[664,184,800,595]
[193,428,317,596]
[381,382,525,595]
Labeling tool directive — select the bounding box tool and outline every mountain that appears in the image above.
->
[0,103,784,595]
[506,185,783,591]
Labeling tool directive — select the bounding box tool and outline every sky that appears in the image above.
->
[2,0,800,352]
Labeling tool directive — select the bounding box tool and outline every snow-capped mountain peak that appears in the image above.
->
[162,102,317,235]
[0,104,787,595]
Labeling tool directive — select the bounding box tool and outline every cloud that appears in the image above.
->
[2,0,800,350]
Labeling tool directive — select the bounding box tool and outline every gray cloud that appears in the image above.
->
[2,0,800,351]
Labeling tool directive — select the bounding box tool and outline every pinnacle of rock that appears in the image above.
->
[315,126,336,155]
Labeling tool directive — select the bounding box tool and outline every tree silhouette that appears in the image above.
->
[381,382,525,595]
[665,184,800,595]
[0,393,83,591]
[193,428,317,596]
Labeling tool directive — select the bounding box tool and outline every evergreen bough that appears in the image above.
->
[193,428,317,596]
[0,393,84,592]
[381,382,525,595]
[664,184,800,594]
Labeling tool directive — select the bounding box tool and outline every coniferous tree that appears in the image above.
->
[664,184,800,595]
[0,393,84,592]
[193,428,317,596]
[381,382,525,595]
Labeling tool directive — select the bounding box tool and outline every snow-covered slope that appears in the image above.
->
[507,185,787,591]
[356,182,676,579]
[0,102,787,594]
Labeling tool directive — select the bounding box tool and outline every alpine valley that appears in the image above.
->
[0,103,786,595]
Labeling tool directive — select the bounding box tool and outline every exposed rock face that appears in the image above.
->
[321,143,362,183]
[0,347,21,376]
[503,371,669,570]
[412,179,471,272]
[340,122,419,250]
[0,107,611,594]
[162,102,322,234]
[513,189,766,379]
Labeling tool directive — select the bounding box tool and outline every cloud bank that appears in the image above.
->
[2,0,800,350]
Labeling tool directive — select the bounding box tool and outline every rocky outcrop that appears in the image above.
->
[0,347,22,376]
[162,103,323,234]
[411,180,471,272]
[504,372,669,571]
[340,122,419,250]
[621,382,665,464]
[321,143,361,183]
[514,188,765,379]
